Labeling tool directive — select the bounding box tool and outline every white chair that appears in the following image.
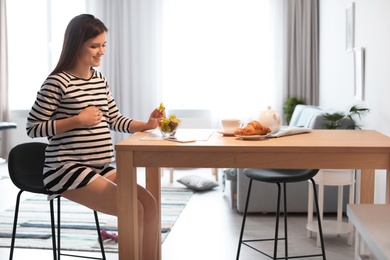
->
[166,109,218,183]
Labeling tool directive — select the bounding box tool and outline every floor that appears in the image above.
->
[0,163,355,259]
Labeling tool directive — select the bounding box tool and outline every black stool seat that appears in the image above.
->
[244,169,319,183]
[8,143,49,195]
[237,168,326,260]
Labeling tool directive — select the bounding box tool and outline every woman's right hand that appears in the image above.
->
[78,106,103,127]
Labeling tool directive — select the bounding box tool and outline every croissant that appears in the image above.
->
[234,120,271,135]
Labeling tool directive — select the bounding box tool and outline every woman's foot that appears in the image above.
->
[100,229,118,242]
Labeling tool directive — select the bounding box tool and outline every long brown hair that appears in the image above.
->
[51,14,108,75]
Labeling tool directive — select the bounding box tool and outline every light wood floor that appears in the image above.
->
[0,163,355,259]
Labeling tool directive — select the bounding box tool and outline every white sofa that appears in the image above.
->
[224,105,355,213]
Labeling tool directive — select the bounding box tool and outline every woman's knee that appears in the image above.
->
[138,200,144,219]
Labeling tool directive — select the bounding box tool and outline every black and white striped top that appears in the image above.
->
[26,70,133,171]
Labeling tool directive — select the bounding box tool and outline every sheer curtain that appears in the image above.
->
[161,0,278,127]
[86,0,162,144]
[85,0,318,131]
[162,0,319,126]
[0,0,10,158]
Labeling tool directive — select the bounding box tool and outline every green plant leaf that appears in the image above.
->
[322,105,370,130]
[348,105,370,121]
[322,112,345,122]
[283,97,306,124]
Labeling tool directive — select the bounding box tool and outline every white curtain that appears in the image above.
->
[0,0,10,158]
[84,0,319,133]
[86,0,163,144]
[161,0,278,126]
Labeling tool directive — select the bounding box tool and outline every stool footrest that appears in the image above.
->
[241,241,325,259]
[242,237,286,243]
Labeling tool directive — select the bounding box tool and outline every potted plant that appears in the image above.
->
[283,97,306,125]
[322,105,370,129]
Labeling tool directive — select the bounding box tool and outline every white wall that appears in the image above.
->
[319,0,390,203]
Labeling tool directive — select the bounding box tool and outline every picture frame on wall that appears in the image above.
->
[354,48,365,100]
[346,3,355,51]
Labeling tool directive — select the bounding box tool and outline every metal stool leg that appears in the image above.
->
[10,191,58,260]
[310,178,327,259]
[49,199,57,260]
[236,179,253,259]
[282,183,288,258]
[273,182,288,259]
[57,197,106,260]
[57,197,61,260]
[9,190,22,260]
[273,183,281,259]
[94,211,106,260]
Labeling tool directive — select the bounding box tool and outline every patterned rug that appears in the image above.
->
[0,188,193,252]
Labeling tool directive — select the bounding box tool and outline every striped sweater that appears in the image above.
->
[26,70,133,169]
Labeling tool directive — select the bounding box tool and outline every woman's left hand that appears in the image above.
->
[146,109,166,129]
[129,109,166,133]
[151,108,166,120]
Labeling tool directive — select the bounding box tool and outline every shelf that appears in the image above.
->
[307,220,352,235]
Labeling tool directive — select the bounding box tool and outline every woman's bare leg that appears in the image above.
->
[109,172,158,259]
[61,173,159,260]
[137,200,144,260]
[61,175,118,215]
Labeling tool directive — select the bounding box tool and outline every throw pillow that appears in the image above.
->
[177,175,219,191]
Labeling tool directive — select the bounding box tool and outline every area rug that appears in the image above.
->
[0,188,193,253]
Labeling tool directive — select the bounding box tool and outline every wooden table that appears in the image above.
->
[347,204,390,259]
[115,129,390,260]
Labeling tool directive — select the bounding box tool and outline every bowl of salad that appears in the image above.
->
[157,115,181,138]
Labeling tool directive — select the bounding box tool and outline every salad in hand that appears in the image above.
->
[158,102,165,113]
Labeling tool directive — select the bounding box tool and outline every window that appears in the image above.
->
[7,0,86,110]
[161,0,276,122]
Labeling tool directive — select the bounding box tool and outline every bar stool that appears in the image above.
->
[307,169,355,246]
[8,142,106,260]
[237,168,326,260]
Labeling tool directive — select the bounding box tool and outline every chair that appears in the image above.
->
[166,109,218,182]
[236,168,326,260]
[8,142,106,260]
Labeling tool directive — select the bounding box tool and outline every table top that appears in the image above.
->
[116,129,390,170]
[117,129,390,151]
[347,204,390,259]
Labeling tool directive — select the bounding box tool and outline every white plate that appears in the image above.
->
[217,130,235,136]
[234,134,267,140]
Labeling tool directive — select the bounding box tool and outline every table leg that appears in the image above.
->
[360,169,375,204]
[117,150,139,260]
[146,167,161,260]
[386,169,390,204]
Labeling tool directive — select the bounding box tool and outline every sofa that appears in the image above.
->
[223,105,355,213]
